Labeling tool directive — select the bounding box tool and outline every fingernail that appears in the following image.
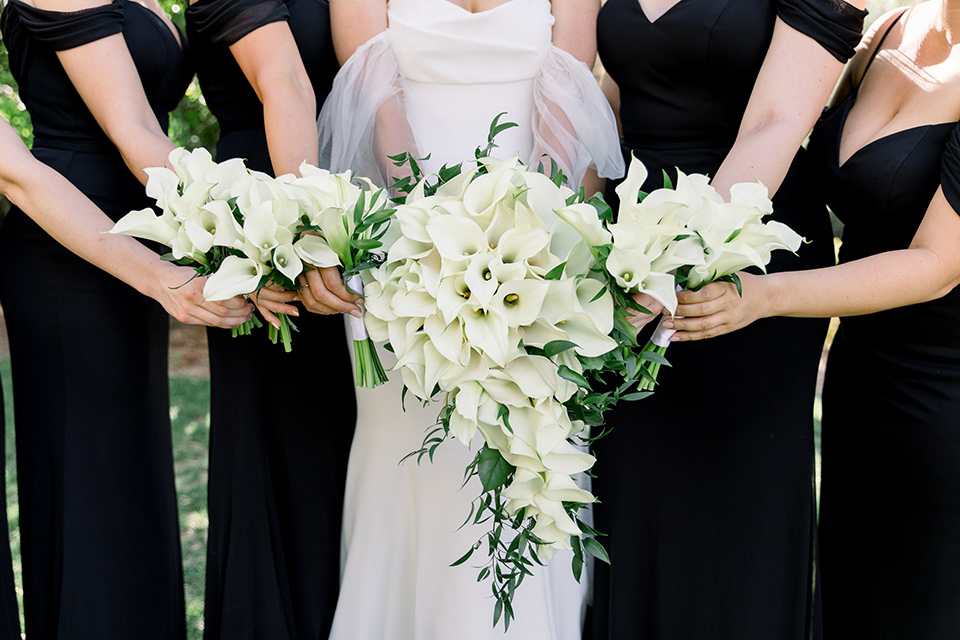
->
[663,320,674,329]
[350,309,362,319]
[290,309,300,317]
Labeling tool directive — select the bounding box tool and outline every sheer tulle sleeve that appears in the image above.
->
[531,46,625,186]
[777,0,867,62]
[10,0,123,50]
[318,31,419,187]
[187,0,288,46]
[941,124,960,214]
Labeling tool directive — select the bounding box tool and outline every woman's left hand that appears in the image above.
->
[155,265,255,328]
[664,272,767,341]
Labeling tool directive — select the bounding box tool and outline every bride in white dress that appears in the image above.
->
[319,1,622,638]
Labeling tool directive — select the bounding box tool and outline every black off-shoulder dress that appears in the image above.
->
[806,15,960,637]
[0,1,191,637]
[184,1,356,638]
[590,0,864,637]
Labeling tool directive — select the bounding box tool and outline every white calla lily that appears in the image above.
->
[110,207,179,246]
[294,234,341,268]
[203,255,265,300]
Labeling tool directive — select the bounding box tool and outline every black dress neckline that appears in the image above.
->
[5,0,186,52]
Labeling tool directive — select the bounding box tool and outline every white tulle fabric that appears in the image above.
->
[318,0,623,187]
[325,2,622,639]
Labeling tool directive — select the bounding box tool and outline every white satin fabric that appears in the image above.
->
[324,2,622,638]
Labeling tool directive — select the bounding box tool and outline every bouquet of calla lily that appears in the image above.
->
[110,147,393,366]
[356,118,651,629]
[562,156,804,391]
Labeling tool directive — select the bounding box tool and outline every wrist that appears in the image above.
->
[757,272,784,319]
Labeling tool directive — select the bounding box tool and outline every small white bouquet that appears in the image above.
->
[563,156,803,390]
[111,148,392,382]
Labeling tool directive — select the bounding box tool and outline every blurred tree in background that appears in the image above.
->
[0,0,219,152]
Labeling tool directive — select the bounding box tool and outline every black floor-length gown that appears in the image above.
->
[185,2,356,637]
[807,15,960,637]
[590,1,864,637]
[0,2,191,637]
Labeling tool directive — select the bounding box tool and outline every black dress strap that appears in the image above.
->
[860,8,907,80]
[776,0,868,62]
[5,0,124,50]
[185,0,288,46]
[941,124,960,215]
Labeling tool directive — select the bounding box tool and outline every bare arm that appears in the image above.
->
[331,0,388,63]
[0,121,252,327]
[668,191,960,340]
[551,0,599,67]
[228,21,318,176]
[34,0,176,184]
[710,1,867,199]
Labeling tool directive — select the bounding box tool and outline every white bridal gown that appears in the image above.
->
[319,1,622,638]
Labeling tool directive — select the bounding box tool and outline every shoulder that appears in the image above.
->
[847,7,908,87]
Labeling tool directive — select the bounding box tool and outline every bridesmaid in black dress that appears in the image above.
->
[185,1,358,637]
[590,0,865,637]
[671,4,960,636]
[0,113,251,640]
[0,1,246,635]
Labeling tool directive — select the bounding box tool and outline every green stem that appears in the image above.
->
[354,338,387,388]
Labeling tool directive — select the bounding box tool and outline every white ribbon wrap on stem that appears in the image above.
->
[650,316,675,348]
[346,274,369,341]
[651,284,684,347]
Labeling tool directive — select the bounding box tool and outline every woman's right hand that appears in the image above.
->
[250,284,302,330]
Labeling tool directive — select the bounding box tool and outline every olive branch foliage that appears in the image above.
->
[386,114,658,630]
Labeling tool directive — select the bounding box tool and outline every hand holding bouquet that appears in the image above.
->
[111,148,392,372]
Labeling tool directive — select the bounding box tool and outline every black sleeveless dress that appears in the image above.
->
[590,1,864,638]
[184,2,355,638]
[807,17,960,638]
[0,1,191,637]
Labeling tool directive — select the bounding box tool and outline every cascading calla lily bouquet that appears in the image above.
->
[110,148,393,379]
[355,118,654,629]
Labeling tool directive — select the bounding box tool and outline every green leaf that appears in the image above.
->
[544,261,567,281]
[497,404,513,434]
[571,537,584,583]
[583,537,611,565]
[639,350,671,367]
[451,543,478,567]
[543,340,578,357]
[477,445,513,492]
[621,391,654,402]
[557,365,590,390]
[661,169,674,190]
[587,193,614,223]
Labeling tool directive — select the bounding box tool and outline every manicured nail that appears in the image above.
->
[663,320,674,329]
[350,309,362,319]
[290,309,300,317]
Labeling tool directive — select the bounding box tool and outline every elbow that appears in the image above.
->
[737,107,816,148]
[257,69,317,115]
